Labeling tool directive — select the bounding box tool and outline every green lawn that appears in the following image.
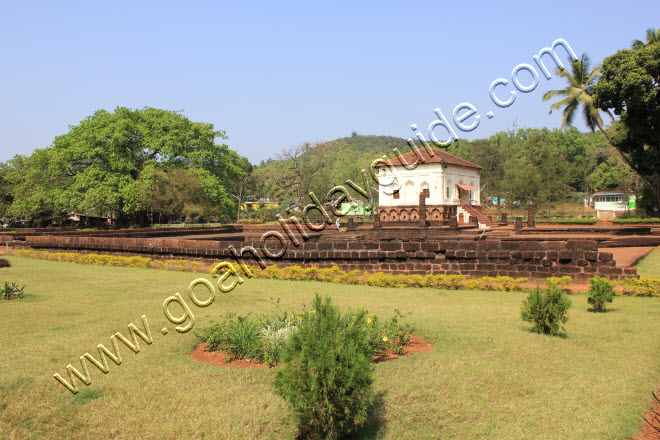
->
[636,247,660,278]
[1,256,659,440]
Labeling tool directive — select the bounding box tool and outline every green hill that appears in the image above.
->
[250,134,410,204]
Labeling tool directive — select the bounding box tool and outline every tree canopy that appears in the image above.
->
[594,42,660,212]
[5,107,250,225]
[250,131,635,211]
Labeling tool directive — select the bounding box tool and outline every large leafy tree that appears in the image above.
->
[594,42,660,213]
[7,107,251,225]
[0,162,15,219]
[5,149,68,225]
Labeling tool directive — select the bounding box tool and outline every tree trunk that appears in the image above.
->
[656,176,660,217]
[597,124,654,188]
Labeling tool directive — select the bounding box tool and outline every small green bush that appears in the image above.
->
[587,276,615,312]
[1,281,25,300]
[521,285,572,336]
[366,313,414,355]
[197,313,261,360]
[275,295,374,440]
[259,314,299,366]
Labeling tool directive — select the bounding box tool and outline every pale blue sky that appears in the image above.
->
[1,1,658,164]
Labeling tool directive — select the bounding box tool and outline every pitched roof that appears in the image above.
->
[374,147,483,170]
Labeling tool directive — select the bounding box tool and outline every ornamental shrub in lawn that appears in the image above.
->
[521,284,572,336]
[1,281,25,300]
[587,276,615,312]
[275,294,374,440]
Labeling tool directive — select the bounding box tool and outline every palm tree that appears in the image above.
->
[542,53,612,138]
[632,28,660,49]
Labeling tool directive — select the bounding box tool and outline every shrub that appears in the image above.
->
[496,276,528,292]
[1,281,25,300]
[197,311,300,365]
[317,265,343,282]
[365,313,414,356]
[546,276,573,294]
[197,313,263,360]
[587,276,615,312]
[337,269,363,285]
[619,277,660,297]
[520,285,572,336]
[264,264,282,279]
[437,274,466,290]
[0,258,10,268]
[465,276,498,291]
[259,314,299,366]
[275,295,374,439]
[198,306,412,367]
[366,272,407,288]
[423,274,466,289]
[280,265,306,281]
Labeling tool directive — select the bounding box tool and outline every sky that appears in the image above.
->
[1,0,659,165]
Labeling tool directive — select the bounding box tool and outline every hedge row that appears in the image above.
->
[536,219,599,224]
[618,277,660,297]
[244,264,530,291]
[612,218,660,224]
[7,249,207,272]
[4,248,659,296]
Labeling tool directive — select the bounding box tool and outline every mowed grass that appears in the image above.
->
[636,247,660,278]
[1,256,659,440]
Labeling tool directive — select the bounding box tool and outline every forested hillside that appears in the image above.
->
[250,128,640,209]
[250,134,409,205]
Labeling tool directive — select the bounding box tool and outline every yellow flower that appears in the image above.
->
[367,317,373,324]
[297,316,302,320]
[310,310,316,314]
[382,336,388,342]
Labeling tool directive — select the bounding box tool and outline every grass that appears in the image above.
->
[0,256,659,439]
[636,248,660,278]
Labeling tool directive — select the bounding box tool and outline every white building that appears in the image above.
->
[374,147,487,224]
[589,190,635,220]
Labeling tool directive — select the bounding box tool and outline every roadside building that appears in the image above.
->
[589,190,635,219]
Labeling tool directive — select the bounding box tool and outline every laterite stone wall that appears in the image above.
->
[9,235,636,281]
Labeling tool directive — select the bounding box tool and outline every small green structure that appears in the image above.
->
[339,201,373,216]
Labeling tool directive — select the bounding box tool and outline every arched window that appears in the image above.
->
[420,181,430,199]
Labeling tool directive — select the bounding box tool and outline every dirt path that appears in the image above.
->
[600,246,656,268]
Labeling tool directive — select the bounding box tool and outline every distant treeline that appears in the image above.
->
[251,130,649,211]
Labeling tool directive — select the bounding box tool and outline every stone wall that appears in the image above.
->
[7,234,636,281]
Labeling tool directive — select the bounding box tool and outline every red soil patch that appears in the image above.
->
[190,334,434,369]
[190,343,268,369]
[634,393,660,440]
[372,334,434,363]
